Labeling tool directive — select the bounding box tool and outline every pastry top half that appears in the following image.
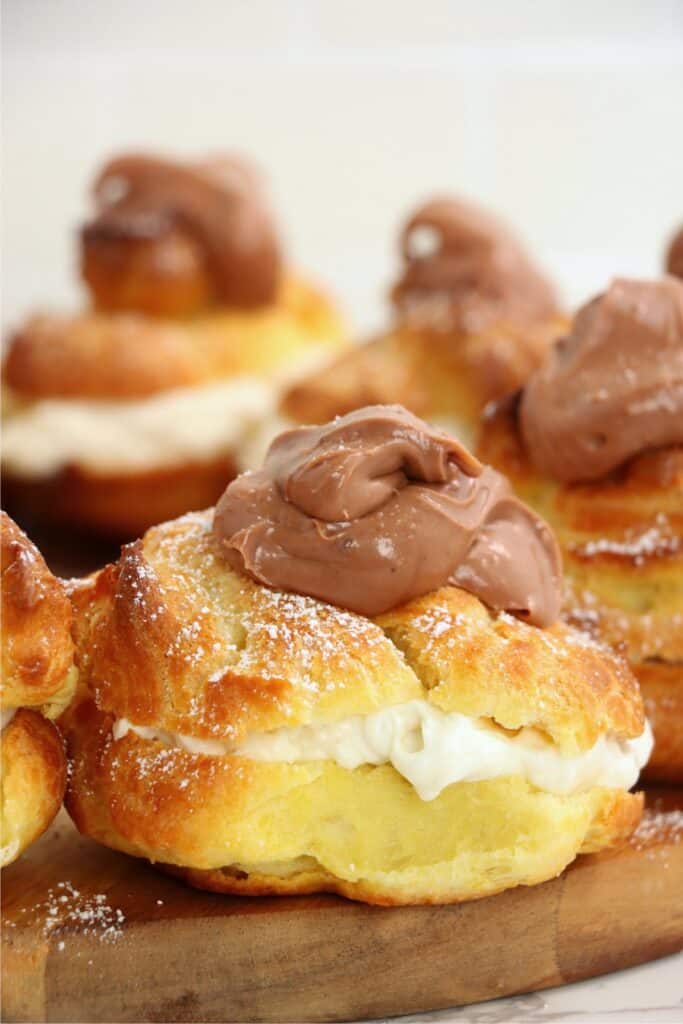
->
[282,196,564,439]
[70,415,644,760]
[4,276,341,402]
[1,511,76,715]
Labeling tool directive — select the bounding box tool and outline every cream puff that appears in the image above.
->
[282,197,565,446]
[478,276,683,783]
[60,406,649,905]
[1,512,75,865]
[2,152,345,538]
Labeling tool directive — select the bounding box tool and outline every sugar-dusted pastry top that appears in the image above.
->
[520,277,683,483]
[213,405,562,624]
[390,197,557,332]
[1,511,75,715]
[66,509,644,757]
[666,226,683,280]
[81,152,282,310]
[64,502,647,899]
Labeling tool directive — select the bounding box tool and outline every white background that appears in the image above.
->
[3,0,683,334]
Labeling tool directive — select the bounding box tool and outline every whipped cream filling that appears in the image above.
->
[1,344,333,477]
[1,378,283,476]
[112,700,652,801]
[1,707,17,731]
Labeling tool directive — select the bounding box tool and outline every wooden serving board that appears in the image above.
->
[2,792,682,1024]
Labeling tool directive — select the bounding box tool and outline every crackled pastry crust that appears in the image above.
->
[281,317,567,443]
[478,398,683,782]
[62,510,644,905]
[1,709,67,867]
[1,512,75,713]
[1,513,74,865]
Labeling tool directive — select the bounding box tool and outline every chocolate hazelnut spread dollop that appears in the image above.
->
[82,153,282,307]
[666,226,683,280]
[213,405,562,624]
[390,197,557,332]
[520,277,683,483]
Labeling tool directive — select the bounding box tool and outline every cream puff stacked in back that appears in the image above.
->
[61,407,650,905]
[1,512,76,865]
[2,152,345,538]
[478,276,683,782]
[283,197,565,446]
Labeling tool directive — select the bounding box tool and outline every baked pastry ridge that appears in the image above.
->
[62,407,650,904]
[1,512,75,865]
[478,276,683,782]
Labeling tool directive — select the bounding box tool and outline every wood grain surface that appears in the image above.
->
[2,792,682,1024]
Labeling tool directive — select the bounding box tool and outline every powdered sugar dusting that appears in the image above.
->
[151,510,390,690]
[108,731,222,791]
[8,881,125,945]
[631,806,683,852]
[564,581,683,662]
[569,514,680,566]
[408,601,468,653]
[236,584,388,688]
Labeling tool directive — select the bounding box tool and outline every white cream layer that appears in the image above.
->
[1,378,284,476]
[112,700,652,801]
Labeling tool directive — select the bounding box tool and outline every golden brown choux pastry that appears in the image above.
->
[1,511,75,865]
[61,408,649,905]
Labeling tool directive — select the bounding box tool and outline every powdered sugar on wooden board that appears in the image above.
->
[631,806,683,852]
[4,880,125,946]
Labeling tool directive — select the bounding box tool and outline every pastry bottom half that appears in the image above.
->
[2,452,237,541]
[64,701,642,906]
[1,708,67,867]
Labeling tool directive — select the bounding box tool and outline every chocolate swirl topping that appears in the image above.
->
[82,153,282,307]
[390,197,557,332]
[213,405,562,625]
[666,226,683,281]
[520,277,683,483]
